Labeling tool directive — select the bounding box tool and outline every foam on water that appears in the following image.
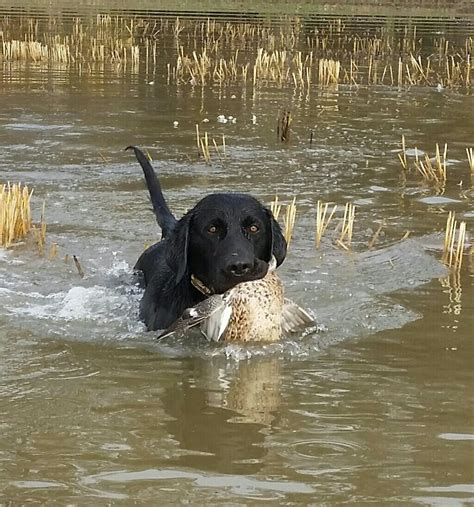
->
[1,257,145,342]
[9,285,132,322]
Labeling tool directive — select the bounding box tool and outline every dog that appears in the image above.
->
[127,146,287,331]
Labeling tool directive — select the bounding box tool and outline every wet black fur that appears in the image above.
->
[127,146,287,331]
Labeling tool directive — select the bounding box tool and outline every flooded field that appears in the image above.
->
[0,13,473,505]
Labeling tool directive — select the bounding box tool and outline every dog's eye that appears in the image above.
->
[207,225,218,234]
[248,224,260,233]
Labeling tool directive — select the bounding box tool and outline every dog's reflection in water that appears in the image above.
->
[203,356,281,425]
[162,357,281,474]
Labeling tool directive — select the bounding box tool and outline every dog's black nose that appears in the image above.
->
[226,261,252,277]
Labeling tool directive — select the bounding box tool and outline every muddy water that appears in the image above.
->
[1,51,473,504]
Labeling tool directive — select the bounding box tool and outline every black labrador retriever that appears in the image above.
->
[127,146,287,331]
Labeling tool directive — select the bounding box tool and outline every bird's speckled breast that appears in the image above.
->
[222,271,284,342]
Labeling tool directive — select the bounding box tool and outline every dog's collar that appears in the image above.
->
[190,274,214,296]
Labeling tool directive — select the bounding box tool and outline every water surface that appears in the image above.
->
[0,26,473,505]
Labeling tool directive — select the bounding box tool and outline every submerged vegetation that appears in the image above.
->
[0,14,472,90]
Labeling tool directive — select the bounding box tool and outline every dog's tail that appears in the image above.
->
[126,146,177,237]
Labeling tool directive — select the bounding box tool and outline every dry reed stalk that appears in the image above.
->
[368,221,385,249]
[447,219,457,268]
[131,45,140,67]
[454,222,466,270]
[73,255,85,278]
[409,53,427,84]
[318,58,340,85]
[398,135,408,170]
[2,16,470,89]
[48,242,58,260]
[466,147,474,172]
[277,110,292,142]
[315,200,337,249]
[415,144,447,186]
[387,63,394,85]
[98,152,108,163]
[442,211,456,264]
[269,195,282,221]
[199,132,211,164]
[173,18,183,38]
[195,124,200,155]
[32,200,47,255]
[442,212,467,271]
[414,147,420,167]
[283,197,297,248]
[466,54,471,88]
[0,182,33,248]
[212,138,224,162]
[337,202,356,249]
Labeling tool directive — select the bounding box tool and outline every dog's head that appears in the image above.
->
[165,193,286,293]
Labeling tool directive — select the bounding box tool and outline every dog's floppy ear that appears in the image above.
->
[265,208,287,266]
[165,212,192,284]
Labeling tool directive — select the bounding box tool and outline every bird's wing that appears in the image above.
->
[156,294,226,340]
[200,303,233,342]
[281,298,315,334]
